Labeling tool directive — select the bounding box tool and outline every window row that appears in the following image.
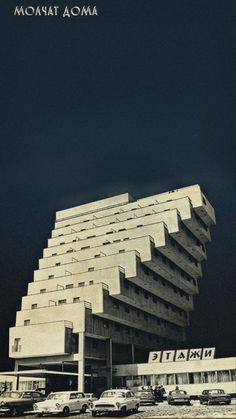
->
[124,369,236,388]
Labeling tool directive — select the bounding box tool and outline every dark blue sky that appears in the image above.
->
[0,0,235,370]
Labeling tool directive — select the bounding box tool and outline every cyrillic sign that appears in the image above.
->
[148,347,216,363]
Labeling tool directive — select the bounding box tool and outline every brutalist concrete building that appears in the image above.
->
[9,185,215,393]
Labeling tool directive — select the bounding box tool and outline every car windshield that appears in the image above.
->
[47,393,69,400]
[101,391,125,398]
[208,390,224,395]
[0,391,23,399]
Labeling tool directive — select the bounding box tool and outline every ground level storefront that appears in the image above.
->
[113,350,236,396]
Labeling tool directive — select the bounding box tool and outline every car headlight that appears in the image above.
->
[55,403,61,409]
[116,402,121,408]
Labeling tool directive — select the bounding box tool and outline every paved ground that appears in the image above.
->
[16,399,236,418]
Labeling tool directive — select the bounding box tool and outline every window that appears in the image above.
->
[125,306,130,313]
[217,370,231,382]
[113,301,120,309]
[113,239,121,243]
[95,253,101,258]
[73,297,80,303]
[123,237,129,241]
[48,275,54,279]
[55,262,61,266]
[115,325,120,332]
[58,234,63,237]
[119,249,125,253]
[118,228,126,232]
[81,246,90,250]
[31,304,37,309]
[58,299,67,305]
[24,320,30,326]
[65,284,73,289]
[40,289,46,293]
[103,322,109,328]
[89,280,94,285]
[78,282,85,287]
[66,249,73,253]
[13,338,21,353]
[60,242,65,245]
[137,224,143,228]
[87,235,96,238]
[88,267,94,272]
[52,253,57,256]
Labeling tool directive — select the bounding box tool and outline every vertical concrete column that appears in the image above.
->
[78,332,85,392]
[131,344,135,363]
[106,338,112,389]
[14,362,19,390]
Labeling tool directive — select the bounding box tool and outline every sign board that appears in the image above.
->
[148,347,216,363]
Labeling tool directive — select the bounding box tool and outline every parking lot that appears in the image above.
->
[3,399,234,418]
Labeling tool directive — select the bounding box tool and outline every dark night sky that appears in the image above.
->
[0,0,235,371]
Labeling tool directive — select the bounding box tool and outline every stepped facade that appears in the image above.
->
[9,185,215,392]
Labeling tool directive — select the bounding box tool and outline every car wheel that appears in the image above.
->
[120,406,127,416]
[133,404,139,413]
[81,404,87,413]
[92,411,97,417]
[36,414,42,417]
[62,406,70,416]
[10,407,19,417]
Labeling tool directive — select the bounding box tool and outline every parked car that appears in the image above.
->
[32,391,89,416]
[167,388,191,405]
[0,390,44,416]
[84,393,97,406]
[90,389,140,416]
[135,390,156,405]
[199,389,231,405]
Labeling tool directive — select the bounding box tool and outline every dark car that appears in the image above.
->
[0,390,45,416]
[167,389,191,405]
[135,390,156,405]
[199,389,231,405]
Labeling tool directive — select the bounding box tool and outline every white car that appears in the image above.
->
[90,389,140,416]
[33,391,89,416]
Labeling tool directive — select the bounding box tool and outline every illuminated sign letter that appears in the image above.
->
[148,351,162,363]
[175,349,188,362]
[202,347,216,360]
[162,350,175,362]
[188,348,202,360]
